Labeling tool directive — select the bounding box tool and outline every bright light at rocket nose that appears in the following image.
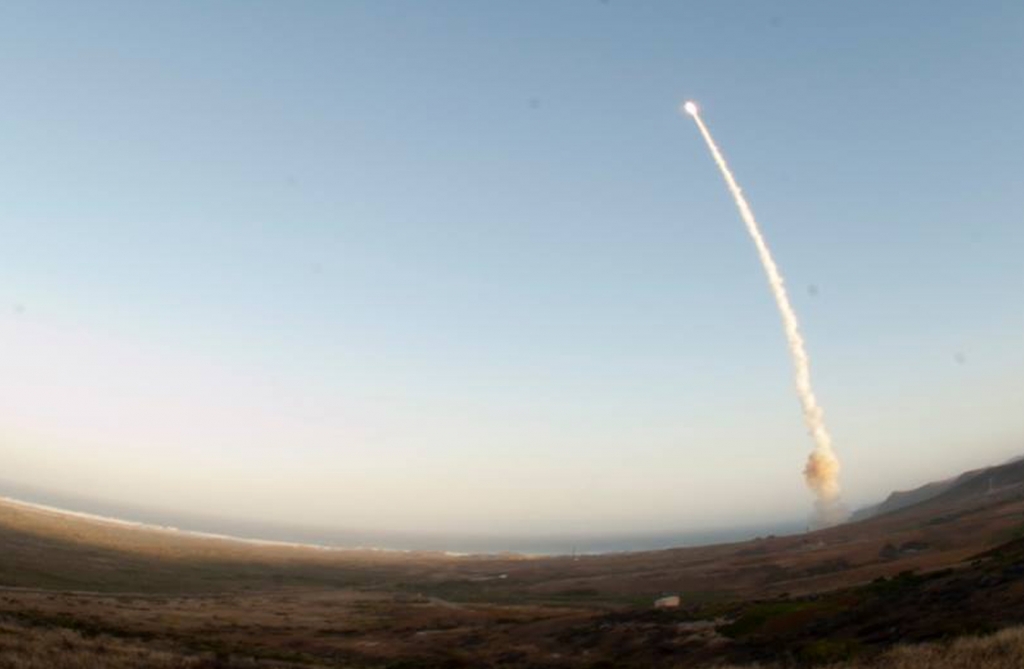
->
[683,101,699,116]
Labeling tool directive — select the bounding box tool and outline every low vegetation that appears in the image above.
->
[6,611,1024,668]
[0,616,315,669]
[716,625,1024,668]
[4,471,1024,668]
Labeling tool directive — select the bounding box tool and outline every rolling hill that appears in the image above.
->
[3,452,1024,667]
[851,455,1024,522]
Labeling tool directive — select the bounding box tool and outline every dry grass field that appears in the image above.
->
[3,457,1024,667]
[709,626,1024,669]
[0,614,318,668]
[5,613,1024,669]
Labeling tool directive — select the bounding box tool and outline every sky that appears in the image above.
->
[0,1,1022,546]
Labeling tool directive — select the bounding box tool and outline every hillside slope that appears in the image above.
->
[4,455,1024,668]
[852,455,1024,522]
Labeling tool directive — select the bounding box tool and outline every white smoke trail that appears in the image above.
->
[683,102,844,526]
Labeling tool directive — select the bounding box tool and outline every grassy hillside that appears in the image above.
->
[5,611,1024,669]
[0,498,460,594]
[4,467,1024,667]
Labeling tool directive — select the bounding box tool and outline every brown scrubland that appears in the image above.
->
[5,613,1024,669]
[3,457,1024,667]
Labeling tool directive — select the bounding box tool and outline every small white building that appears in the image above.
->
[654,595,680,609]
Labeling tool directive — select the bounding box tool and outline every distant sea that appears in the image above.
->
[0,479,806,556]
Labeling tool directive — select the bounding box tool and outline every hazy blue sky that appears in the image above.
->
[1,2,1021,540]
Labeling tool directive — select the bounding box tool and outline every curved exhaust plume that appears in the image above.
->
[682,101,845,526]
